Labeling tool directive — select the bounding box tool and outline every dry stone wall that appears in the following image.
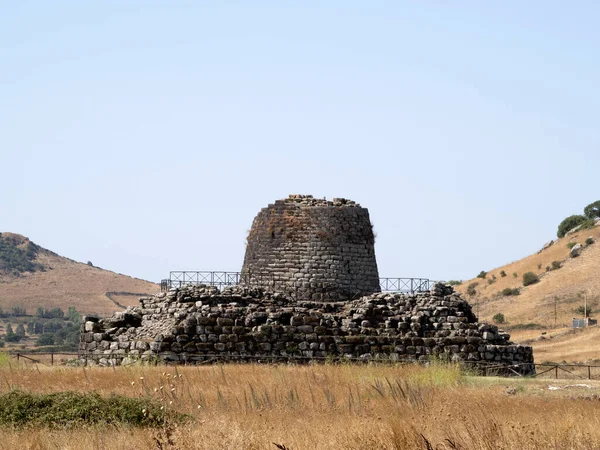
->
[241,195,380,301]
[79,282,535,375]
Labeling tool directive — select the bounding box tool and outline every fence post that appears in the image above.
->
[51,352,54,366]
[589,365,591,380]
[555,366,558,379]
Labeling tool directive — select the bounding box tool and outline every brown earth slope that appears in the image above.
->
[455,222,600,363]
[0,233,158,316]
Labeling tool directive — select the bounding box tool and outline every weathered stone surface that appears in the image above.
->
[241,195,380,301]
[79,283,534,375]
[571,243,583,258]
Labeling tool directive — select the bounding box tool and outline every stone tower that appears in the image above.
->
[241,195,380,301]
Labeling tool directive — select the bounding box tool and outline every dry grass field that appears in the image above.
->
[1,360,600,449]
[0,233,158,316]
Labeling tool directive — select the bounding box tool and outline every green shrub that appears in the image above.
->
[492,313,505,324]
[537,263,542,269]
[447,280,462,286]
[522,272,539,286]
[567,242,577,249]
[501,288,520,296]
[500,270,507,278]
[557,215,587,238]
[0,390,184,428]
[467,282,478,296]
[487,278,496,285]
[477,271,487,279]
[36,334,54,346]
[512,272,518,278]
[545,266,551,272]
[576,305,593,317]
[552,261,562,270]
[584,201,600,219]
[586,237,594,246]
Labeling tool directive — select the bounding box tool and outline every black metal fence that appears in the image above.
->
[160,271,435,294]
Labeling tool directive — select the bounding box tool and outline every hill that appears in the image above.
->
[455,221,600,363]
[0,233,158,317]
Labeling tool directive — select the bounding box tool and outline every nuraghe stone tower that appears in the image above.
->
[241,195,380,301]
[78,194,535,375]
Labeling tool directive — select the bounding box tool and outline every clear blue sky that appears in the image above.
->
[2,2,599,283]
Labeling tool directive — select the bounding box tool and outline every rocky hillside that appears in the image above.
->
[454,219,600,362]
[0,233,158,316]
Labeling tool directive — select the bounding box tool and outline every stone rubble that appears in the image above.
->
[79,282,535,374]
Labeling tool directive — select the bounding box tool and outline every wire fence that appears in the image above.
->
[8,351,600,380]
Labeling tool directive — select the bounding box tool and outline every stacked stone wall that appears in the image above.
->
[241,195,380,301]
[79,283,535,375]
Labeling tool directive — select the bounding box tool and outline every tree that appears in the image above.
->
[15,323,25,337]
[67,306,81,325]
[36,334,54,346]
[584,201,600,219]
[557,215,587,238]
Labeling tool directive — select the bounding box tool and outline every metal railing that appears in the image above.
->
[160,271,434,294]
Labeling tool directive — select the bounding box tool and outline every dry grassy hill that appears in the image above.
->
[0,233,158,316]
[455,221,600,363]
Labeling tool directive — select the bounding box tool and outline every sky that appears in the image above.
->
[2,1,599,284]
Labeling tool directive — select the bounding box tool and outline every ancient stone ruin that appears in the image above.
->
[242,195,380,301]
[79,195,535,374]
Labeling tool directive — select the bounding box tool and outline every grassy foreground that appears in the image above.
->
[0,361,599,449]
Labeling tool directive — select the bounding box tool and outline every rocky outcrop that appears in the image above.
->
[79,282,534,375]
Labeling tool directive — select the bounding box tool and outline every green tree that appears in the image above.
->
[67,306,81,324]
[557,215,587,238]
[584,201,600,219]
[15,323,25,337]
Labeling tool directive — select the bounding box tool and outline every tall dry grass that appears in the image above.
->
[0,361,599,449]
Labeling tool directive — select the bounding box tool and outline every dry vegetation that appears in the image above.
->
[0,361,600,449]
[454,225,600,363]
[0,233,158,316]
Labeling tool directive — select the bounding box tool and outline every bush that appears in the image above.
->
[552,260,562,270]
[557,215,587,238]
[567,242,577,249]
[522,272,539,286]
[576,305,593,317]
[586,237,594,246]
[0,390,184,428]
[447,280,462,286]
[36,334,54,346]
[545,266,551,272]
[467,282,478,296]
[500,270,507,278]
[477,271,487,279]
[512,272,518,278]
[502,288,520,296]
[492,313,505,324]
[584,201,600,219]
